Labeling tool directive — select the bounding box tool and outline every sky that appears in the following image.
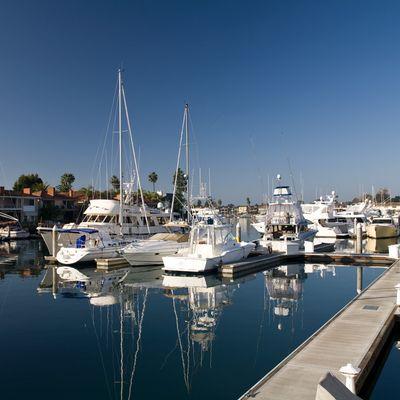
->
[1,0,400,204]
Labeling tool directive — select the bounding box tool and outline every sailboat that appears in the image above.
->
[120,104,193,266]
[56,69,147,265]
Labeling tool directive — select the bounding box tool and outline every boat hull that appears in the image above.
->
[162,243,255,273]
[56,246,120,265]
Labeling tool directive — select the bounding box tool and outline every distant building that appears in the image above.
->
[0,186,83,225]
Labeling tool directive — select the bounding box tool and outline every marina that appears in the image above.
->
[2,2,400,399]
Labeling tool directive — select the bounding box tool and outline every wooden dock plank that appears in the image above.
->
[240,260,400,400]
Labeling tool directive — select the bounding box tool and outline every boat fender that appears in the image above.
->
[268,246,272,254]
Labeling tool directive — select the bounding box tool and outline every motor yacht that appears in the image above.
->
[258,179,317,253]
[301,192,349,238]
[162,221,255,273]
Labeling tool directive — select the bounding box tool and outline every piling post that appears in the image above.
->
[356,223,363,253]
[357,267,363,294]
[52,225,57,257]
[395,283,400,306]
[236,222,241,243]
[339,363,360,394]
[52,266,58,299]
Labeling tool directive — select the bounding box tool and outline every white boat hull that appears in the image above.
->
[56,246,120,265]
[162,242,255,273]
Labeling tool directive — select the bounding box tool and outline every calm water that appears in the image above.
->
[365,326,400,399]
[0,240,385,400]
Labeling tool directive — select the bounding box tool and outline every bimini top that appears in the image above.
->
[58,228,99,234]
[273,186,291,197]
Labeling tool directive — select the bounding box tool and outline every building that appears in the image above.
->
[0,186,84,226]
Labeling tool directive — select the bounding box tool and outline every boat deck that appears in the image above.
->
[239,260,400,399]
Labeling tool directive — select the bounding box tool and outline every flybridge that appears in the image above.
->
[273,186,291,196]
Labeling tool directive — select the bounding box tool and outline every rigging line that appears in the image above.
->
[172,292,190,392]
[90,305,113,400]
[170,107,186,222]
[287,157,299,202]
[91,80,118,186]
[127,288,149,400]
[121,85,151,235]
[187,108,201,184]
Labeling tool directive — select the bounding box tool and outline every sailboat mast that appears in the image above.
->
[185,104,190,222]
[118,69,123,230]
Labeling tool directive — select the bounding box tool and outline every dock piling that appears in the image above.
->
[236,222,241,243]
[52,225,57,257]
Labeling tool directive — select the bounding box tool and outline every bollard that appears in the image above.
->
[395,283,400,306]
[52,225,57,257]
[339,363,360,394]
[236,222,241,243]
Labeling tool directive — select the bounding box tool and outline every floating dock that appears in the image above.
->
[239,259,400,399]
[221,248,393,278]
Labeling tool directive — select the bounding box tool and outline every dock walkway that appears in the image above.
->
[240,260,400,399]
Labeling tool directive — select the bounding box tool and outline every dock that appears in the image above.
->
[239,259,400,399]
[221,249,393,278]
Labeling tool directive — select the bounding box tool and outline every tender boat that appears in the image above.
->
[366,216,399,239]
[55,228,135,265]
[162,221,255,273]
[0,212,30,241]
[258,178,317,253]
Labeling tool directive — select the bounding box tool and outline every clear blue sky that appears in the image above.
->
[1,0,400,204]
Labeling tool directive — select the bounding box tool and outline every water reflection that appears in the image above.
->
[0,240,386,400]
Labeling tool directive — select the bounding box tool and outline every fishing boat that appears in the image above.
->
[0,212,30,240]
[258,177,317,253]
[162,220,255,273]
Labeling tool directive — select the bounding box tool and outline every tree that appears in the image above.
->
[172,168,187,213]
[148,172,158,192]
[58,173,75,192]
[246,197,251,206]
[375,188,390,203]
[110,175,120,192]
[196,199,202,207]
[217,199,222,207]
[13,173,45,192]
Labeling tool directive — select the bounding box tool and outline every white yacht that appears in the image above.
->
[121,231,189,266]
[258,179,317,252]
[162,221,255,273]
[366,216,399,239]
[301,192,349,238]
[55,228,135,265]
[38,199,174,255]
[0,212,30,240]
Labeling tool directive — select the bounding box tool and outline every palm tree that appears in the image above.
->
[246,197,251,206]
[148,172,158,192]
[110,175,120,192]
